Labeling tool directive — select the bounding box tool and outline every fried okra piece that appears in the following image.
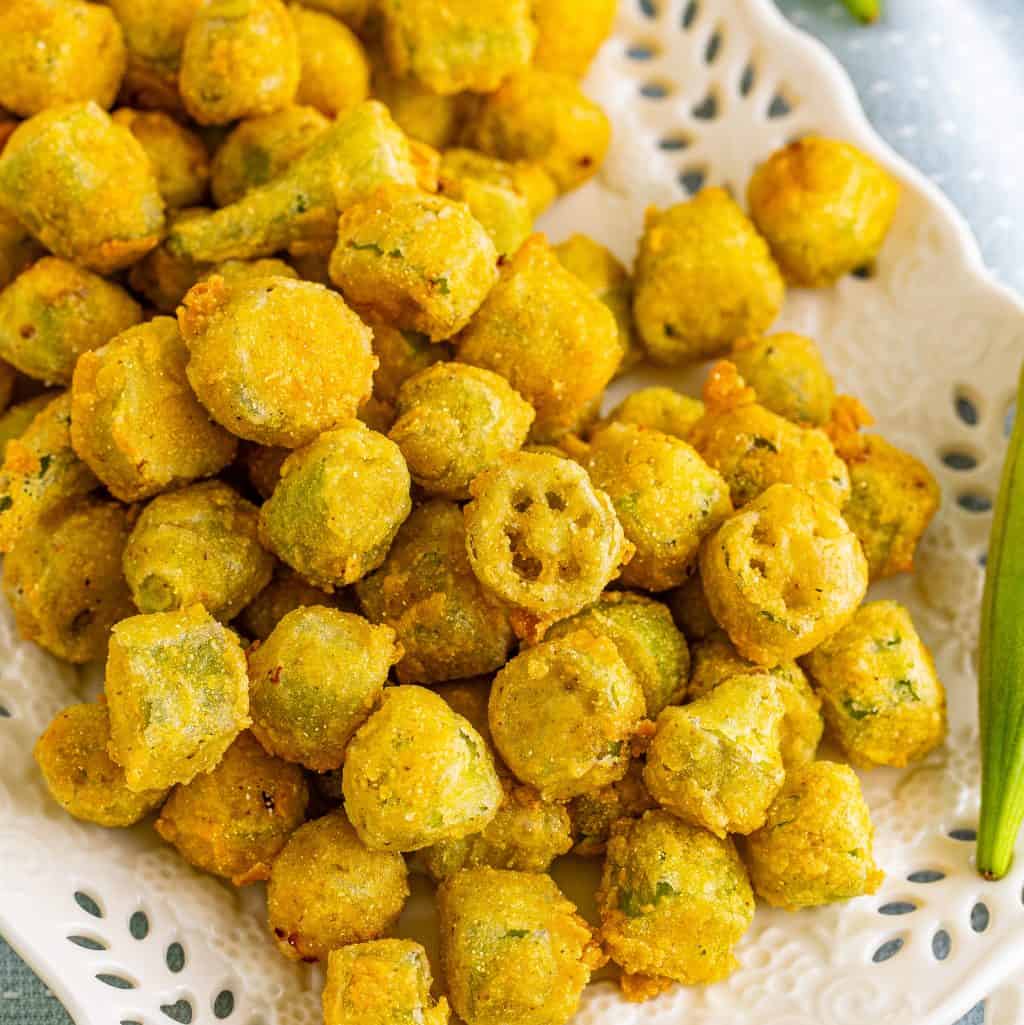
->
[169,101,418,263]
[210,107,329,207]
[105,606,250,791]
[324,940,450,1025]
[748,136,900,286]
[489,630,645,801]
[330,187,498,342]
[463,451,632,637]
[0,208,45,292]
[343,685,503,851]
[0,393,99,552]
[688,632,823,768]
[367,318,450,408]
[803,600,946,767]
[111,110,210,210]
[0,393,54,460]
[568,759,657,858]
[633,188,784,365]
[123,482,274,621]
[378,0,535,96]
[0,0,125,117]
[596,387,705,441]
[0,102,165,274]
[665,573,718,641]
[466,70,611,194]
[645,674,785,837]
[155,732,308,885]
[419,781,573,881]
[373,68,462,150]
[700,483,868,665]
[580,423,733,592]
[389,364,533,499]
[179,0,300,125]
[300,0,369,29]
[356,501,514,684]
[237,442,289,501]
[840,430,940,580]
[3,499,135,662]
[689,361,850,508]
[598,810,755,994]
[457,236,620,441]
[107,0,202,112]
[0,258,142,385]
[268,810,409,961]
[545,593,689,718]
[554,234,642,375]
[237,566,343,640]
[178,275,375,447]
[437,149,553,258]
[35,704,167,827]
[745,761,884,908]
[439,868,601,1025]
[434,677,494,746]
[291,4,370,118]
[247,606,400,770]
[730,332,835,426]
[70,318,237,502]
[259,423,412,590]
[127,207,211,313]
[532,0,616,75]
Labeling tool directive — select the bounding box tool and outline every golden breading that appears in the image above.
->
[593,387,705,440]
[70,317,237,502]
[802,600,947,767]
[35,704,167,827]
[342,685,503,852]
[267,810,409,961]
[0,258,142,385]
[748,136,900,286]
[258,422,411,590]
[489,630,646,801]
[700,483,868,665]
[356,500,514,684]
[568,759,658,858]
[104,606,250,792]
[155,732,308,885]
[179,0,300,125]
[291,4,369,118]
[532,0,617,77]
[247,606,400,771]
[745,760,884,908]
[373,67,463,150]
[633,188,783,364]
[237,565,346,640]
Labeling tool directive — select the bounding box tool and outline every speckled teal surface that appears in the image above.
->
[0,1,1017,1023]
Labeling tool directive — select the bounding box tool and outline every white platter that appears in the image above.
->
[2,1,1024,1023]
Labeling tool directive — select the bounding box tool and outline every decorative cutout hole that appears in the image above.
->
[659,134,692,151]
[640,80,672,99]
[97,974,136,990]
[166,942,186,973]
[679,168,707,195]
[932,930,951,960]
[68,935,107,950]
[130,911,149,940]
[682,0,699,29]
[75,891,103,918]
[162,1001,193,1024]
[692,91,718,120]
[908,869,945,883]
[0,702,10,718]
[626,41,658,60]
[971,902,990,933]
[767,90,795,118]
[851,264,874,279]
[978,551,988,568]
[638,0,657,17]
[872,938,903,963]
[739,62,756,96]
[949,827,977,842]
[704,27,723,63]
[941,448,978,471]
[954,389,980,426]
[957,492,993,514]
[878,901,916,916]
[214,991,236,1019]
[122,1021,143,1025]
[1006,398,1016,438]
